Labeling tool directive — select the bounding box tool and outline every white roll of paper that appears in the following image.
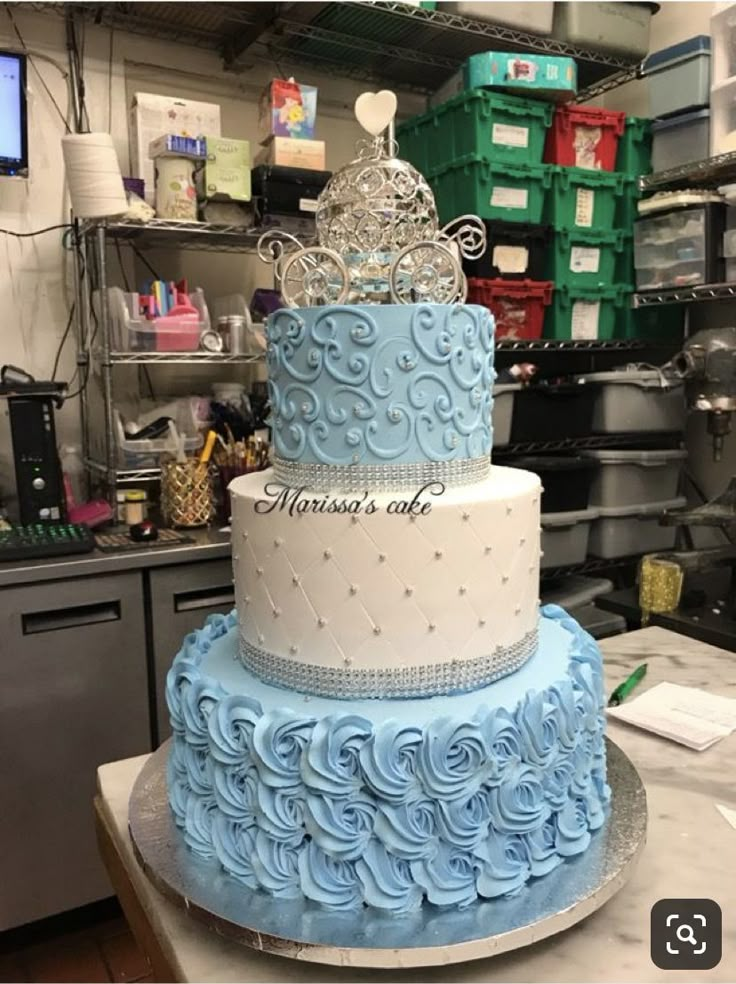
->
[62,132,127,219]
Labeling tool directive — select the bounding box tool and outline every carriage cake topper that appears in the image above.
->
[257,89,487,307]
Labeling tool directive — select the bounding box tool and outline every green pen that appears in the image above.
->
[608,663,647,707]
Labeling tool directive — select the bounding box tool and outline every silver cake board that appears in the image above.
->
[128,738,647,970]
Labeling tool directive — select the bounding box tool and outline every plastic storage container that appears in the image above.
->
[634,203,725,291]
[541,574,614,610]
[112,408,202,468]
[511,380,598,443]
[545,105,625,171]
[619,303,686,342]
[397,90,553,175]
[580,369,685,433]
[651,109,710,172]
[547,167,624,231]
[617,175,642,229]
[583,448,687,507]
[463,51,577,101]
[547,228,624,289]
[552,2,658,58]
[710,76,736,156]
[492,382,521,447]
[506,455,600,512]
[588,496,686,559]
[437,1,554,33]
[462,221,550,280]
[545,285,628,341]
[724,227,736,280]
[467,278,553,340]
[616,117,653,177]
[575,604,627,638]
[100,286,210,352]
[429,158,551,224]
[251,165,331,218]
[644,36,711,118]
[711,2,736,88]
[541,507,598,569]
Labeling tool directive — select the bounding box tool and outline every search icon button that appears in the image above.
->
[676,924,697,947]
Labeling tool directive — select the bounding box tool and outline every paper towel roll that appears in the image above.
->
[62,132,127,219]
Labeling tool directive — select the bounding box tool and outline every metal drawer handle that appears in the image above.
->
[174,585,235,613]
[22,600,121,635]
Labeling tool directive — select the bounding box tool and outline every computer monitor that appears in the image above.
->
[0,51,28,176]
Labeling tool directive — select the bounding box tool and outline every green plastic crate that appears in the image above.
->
[617,175,642,230]
[429,158,552,225]
[547,167,624,232]
[396,89,553,175]
[545,284,629,341]
[617,234,634,285]
[547,228,625,289]
[616,116,653,177]
[619,304,686,342]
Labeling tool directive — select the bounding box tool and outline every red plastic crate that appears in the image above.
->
[467,278,553,341]
[545,106,625,172]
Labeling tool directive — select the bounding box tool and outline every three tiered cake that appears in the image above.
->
[165,92,610,916]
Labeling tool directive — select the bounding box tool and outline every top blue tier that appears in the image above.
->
[266,303,495,490]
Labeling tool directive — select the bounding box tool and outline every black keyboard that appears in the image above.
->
[0,523,96,562]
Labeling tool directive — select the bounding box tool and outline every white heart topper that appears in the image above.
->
[354,90,398,136]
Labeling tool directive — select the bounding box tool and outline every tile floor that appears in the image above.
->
[0,902,152,984]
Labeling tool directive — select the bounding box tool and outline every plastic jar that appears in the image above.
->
[124,489,147,525]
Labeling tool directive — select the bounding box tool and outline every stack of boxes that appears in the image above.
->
[398,53,658,342]
[252,78,331,235]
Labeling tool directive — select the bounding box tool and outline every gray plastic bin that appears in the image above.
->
[492,383,520,447]
[541,574,614,610]
[651,109,710,172]
[579,369,685,434]
[584,448,687,507]
[644,36,711,119]
[552,2,657,58]
[541,506,598,569]
[588,496,686,559]
[576,603,627,639]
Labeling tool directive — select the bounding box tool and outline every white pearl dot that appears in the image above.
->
[485,546,492,554]
[343,655,353,666]
[292,575,300,586]
[273,608,281,618]
[274,537,283,547]
[506,505,513,515]
[459,585,467,595]
[256,567,264,576]
[349,584,359,595]
[478,617,486,627]
[462,512,470,521]
[428,623,436,632]
[373,625,381,636]
[317,617,327,628]
[323,548,332,559]
[289,645,298,655]
[435,550,443,559]
[520,537,526,545]
[405,586,414,596]
[502,574,509,583]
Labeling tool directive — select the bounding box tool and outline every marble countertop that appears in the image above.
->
[97,627,736,982]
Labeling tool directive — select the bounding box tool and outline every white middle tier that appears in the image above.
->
[230,465,541,689]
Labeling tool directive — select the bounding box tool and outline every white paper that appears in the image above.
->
[570,246,600,274]
[491,186,528,210]
[607,681,736,751]
[716,803,736,831]
[571,300,600,340]
[492,123,529,149]
[575,188,595,228]
[493,244,528,274]
[299,198,318,213]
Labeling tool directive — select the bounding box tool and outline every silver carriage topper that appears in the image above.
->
[257,90,486,307]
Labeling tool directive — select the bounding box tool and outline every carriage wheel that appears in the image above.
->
[280,248,350,308]
[390,241,463,305]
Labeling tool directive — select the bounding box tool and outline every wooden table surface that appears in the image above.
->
[95,627,736,983]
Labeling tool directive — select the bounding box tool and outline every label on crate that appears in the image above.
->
[493,245,529,274]
[575,188,595,228]
[570,246,600,274]
[299,198,319,212]
[492,123,529,149]
[571,300,601,340]
[490,186,528,210]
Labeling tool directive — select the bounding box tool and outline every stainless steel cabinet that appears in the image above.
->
[0,571,150,930]
[150,559,234,745]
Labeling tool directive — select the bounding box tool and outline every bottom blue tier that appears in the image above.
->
[165,605,610,914]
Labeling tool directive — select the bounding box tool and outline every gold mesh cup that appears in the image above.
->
[161,460,214,528]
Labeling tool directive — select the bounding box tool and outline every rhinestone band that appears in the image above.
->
[238,627,538,700]
[272,455,491,494]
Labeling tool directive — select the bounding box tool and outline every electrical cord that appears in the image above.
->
[0,223,72,238]
[51,303,75,381]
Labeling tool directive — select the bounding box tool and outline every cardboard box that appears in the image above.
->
[196,136,251,203]
[258,79,318,141]
[254,136,326,170]
[148,134,207,160]
[129,93,221,203]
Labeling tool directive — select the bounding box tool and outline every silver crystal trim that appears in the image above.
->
[272,455,490,493]
[237,626,538,700]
